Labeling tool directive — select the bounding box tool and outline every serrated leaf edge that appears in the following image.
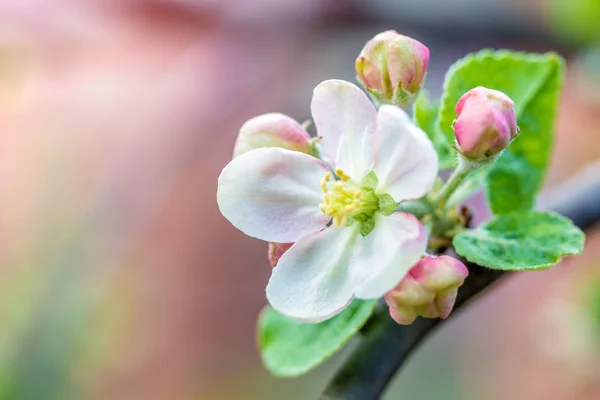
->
[453,211,585,271]
[437,49,565,145]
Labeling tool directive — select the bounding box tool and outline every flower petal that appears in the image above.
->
[233,113,312,158]
[266,225,359,322]
[350,212,426,299]
[311,79,377,179]
[372,105,438,202]
[217,148,330,243]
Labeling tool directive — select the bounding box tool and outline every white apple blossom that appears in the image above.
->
[217,79,438,322]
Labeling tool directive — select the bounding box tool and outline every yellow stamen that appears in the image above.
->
[319,168,379,227]
[320,171,331,192]
[335,168,351,182]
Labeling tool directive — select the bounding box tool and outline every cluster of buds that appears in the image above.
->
[453,86,519,160]
[385,255,468,325]
[228,31,518,326]
[355,30,429,108]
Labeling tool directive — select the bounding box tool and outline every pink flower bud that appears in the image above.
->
[453,87,519,160]
[384,255,468,325]
[355,30,429,107]
[233,113,312,158]
[268,242,294,268]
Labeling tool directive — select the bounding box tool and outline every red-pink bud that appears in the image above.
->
[453,87,519,160]
[233,113,312,158]
[384,255,468,325]
[268,242,294,268]
[355,30,429,107]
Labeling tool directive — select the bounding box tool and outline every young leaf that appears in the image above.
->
[438,50,564,214]
[453,211,584,270]
[257,299,377,377]
[414,92,455,170]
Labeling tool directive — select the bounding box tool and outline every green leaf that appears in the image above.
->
[414,92,455,170]
[453,211,585,270]
[546,0,600,45]
[438,50,565,214]
[257,299,377,377]
[583,272,600,331]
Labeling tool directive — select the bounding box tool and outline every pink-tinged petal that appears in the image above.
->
[310,80,377,178]
[409,255,468,319]
[350,212,426,299]
[388,38,430,94]
[385,255,468,324]
[364,30,399,51]
[372,105,438,202]
[356,30,429,107]
[217,148,330,243]
[410,255,469,290]
[385,274,432,325]
[268,242,294,268]
[355,56,384,93]
[233,113,312,158]
[266,225,359,322]
[454,87,518,160]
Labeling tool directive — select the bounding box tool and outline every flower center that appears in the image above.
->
[319,168,379,227]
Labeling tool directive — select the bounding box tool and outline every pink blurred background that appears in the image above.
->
[1,1,600,399]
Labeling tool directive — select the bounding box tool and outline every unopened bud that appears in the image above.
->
[268,242,293,268]
[384,255,468,325]
[355,30,429,107]
[233,113,312,158]
[453,87,519,160]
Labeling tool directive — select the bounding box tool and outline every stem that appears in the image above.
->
[320,260,503,400]
[320,169,600,400]
[433,157,481,210]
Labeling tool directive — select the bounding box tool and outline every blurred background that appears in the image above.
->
[1,0,600,399]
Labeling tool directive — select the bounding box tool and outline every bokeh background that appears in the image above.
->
[1,0,600,399]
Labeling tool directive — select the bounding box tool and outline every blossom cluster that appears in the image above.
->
[217,31,518,324]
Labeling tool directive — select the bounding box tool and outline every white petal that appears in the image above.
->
[372,105,438,202]
[266,225,359,322]
[350,212,426,299]
[217,148,330,243]
[311,79,377,179]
